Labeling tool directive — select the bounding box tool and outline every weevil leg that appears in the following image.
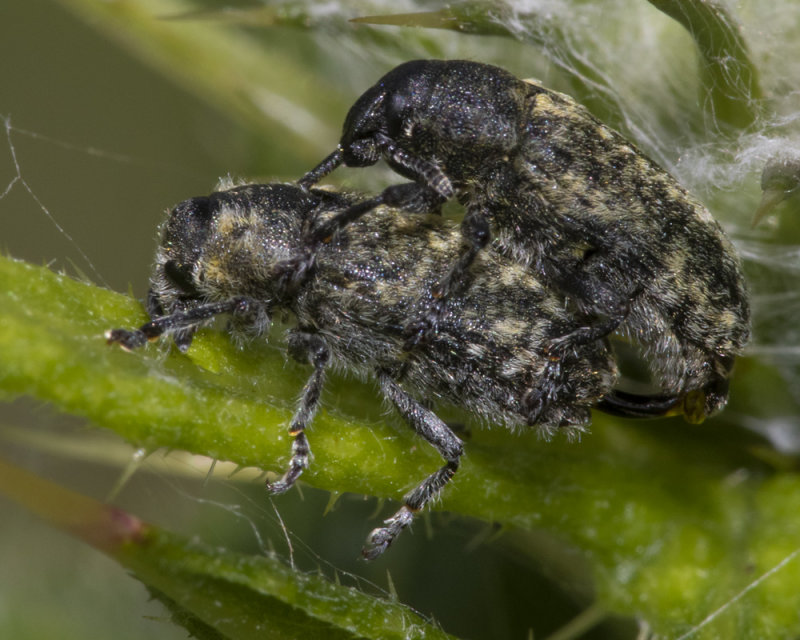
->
[272,183,446,292]
[145,289,197,352]
[549,311,627,350]
[308,182,445,246]
[298,147,344,189]
[106,297,253,352]
[403,205,491,350]
[375,132,454,199]
[363,373,464,559]
[548,274,645,351]
[695,364,733,421]
[267,330,329,495]
[271,200,387,293]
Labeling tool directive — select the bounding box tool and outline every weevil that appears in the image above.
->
[107,182,678,557]
[300,59,751,421]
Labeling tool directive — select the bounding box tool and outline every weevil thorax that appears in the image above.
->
[344,60,523,186]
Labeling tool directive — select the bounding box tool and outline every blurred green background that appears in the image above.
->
[2,1,800,639]
[0,2,250,638]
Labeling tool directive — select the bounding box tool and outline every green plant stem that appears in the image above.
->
[647,0,762,129]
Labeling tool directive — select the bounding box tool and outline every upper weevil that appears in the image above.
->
[299,59,751,421]
[107,182,677,557]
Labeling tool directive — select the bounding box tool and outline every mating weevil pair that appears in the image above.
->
[108,60,749,558]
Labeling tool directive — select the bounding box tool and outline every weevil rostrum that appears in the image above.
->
[107,182,679,558]
[300,59,751,422]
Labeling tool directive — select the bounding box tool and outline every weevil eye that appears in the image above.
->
[163,259,200,297]
[386,91,408,138]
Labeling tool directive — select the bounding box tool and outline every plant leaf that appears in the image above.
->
[3,253,800,637]
[0,458,455,640]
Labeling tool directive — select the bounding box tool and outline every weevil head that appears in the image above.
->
[153,195,214,300]
[146,183,333,348]
[144,192,217,349]
[340,60,436,167]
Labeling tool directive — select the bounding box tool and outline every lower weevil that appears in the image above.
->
[108,182,679,557]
